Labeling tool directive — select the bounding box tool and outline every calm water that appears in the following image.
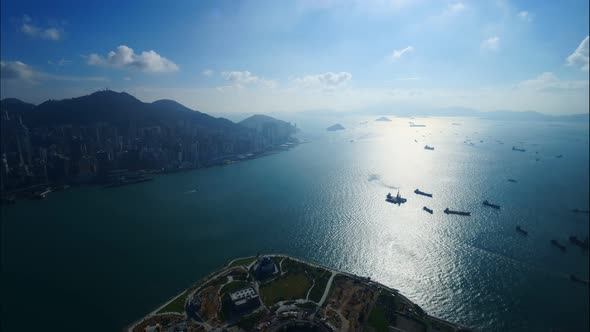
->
[2,116,589,332]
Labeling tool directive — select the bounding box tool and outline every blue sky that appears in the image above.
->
[1,0,588,115]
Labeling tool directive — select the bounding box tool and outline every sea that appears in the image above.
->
[1,115,589,332]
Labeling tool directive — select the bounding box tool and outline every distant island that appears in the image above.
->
[128,254,467,332]
[326,124,345,131]
[0,90,298,201]
[375,117,392,122]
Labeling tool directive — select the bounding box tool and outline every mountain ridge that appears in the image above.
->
[1,90,245,133]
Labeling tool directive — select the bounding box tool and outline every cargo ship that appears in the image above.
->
[572,208,590,214]
[444,208,471,216]
[516,226,528,235]
[386,192,407,205]
[570,274,589,285]
[483,200,501,209]
[423,206,433,214]
[550,239,566,252]
[414,189,433,197]
[507,179,518,183]
[512,146,526,152]
[569,236,589,250]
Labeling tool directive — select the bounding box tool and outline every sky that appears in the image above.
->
[1,0,589,115]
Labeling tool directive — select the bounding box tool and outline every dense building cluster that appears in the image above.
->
[0,99,296,194]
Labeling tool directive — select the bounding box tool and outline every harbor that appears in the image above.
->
[2,117,588,332]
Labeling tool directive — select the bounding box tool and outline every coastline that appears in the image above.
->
[0,141,302,205]
[127,254,467,332]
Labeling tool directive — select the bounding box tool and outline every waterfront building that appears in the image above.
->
[229,286,260,312]
[254,256,277,279]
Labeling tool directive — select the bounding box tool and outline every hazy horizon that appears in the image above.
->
[1,0,589,115]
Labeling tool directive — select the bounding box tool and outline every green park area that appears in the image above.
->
[260,272,313,305]
[281,258,331,302]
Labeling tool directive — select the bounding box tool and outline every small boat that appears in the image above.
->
[550,239,567,252]
[516,226,528,235]
[414,189,433,198]
[423,206,433,214]
[424,145,434,150]
[386,192,407,205]
[570,274,589,285]
[483,200,501,209]
[33,188,51,200]
[555,155,563,158]
[444,208,471,216]
[507,179,518,183]
[572,208,590,214]
[512,146,526,152]
[569,236,589,250]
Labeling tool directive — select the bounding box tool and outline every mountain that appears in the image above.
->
[365,106,588,122]
[375,116,392,122]
[480,110,590,122]
[239,114,296,131]
[9,90,245,133]
[0,98,36,114]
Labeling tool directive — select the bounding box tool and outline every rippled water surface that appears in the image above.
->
[2,116,589,331]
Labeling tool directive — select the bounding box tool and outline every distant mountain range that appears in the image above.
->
[360,106,589,122]
[0,90,248,133]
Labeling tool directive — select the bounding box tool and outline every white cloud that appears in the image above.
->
[567,36,589,72]
[388,46,414,60]
[221,70,275,88]
[292,72,352,89]
[1,61,35,80]
[202,69,214,77]
[86,45,179,73]
[517,72,588,92]
[41,28,62,41]
[20,16,63,41]
[517,11,533,22]
[1,60,107,83]
[481,36,500,51]
[48,58,72,67]
[446,2,466,14]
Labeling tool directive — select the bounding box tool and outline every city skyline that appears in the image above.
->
[1,0,589,115]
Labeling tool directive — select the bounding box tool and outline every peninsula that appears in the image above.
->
[128,255,467,332]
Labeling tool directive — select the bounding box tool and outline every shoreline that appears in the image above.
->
[127,254,467,332]
[1,141,303,205]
